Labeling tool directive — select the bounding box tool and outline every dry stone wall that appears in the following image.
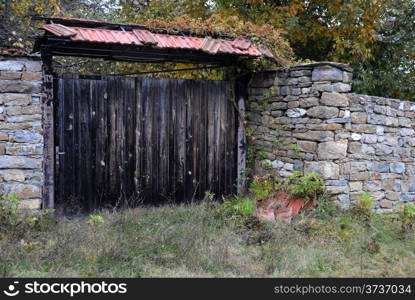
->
[248,62,415,212]
[0,54,43,209]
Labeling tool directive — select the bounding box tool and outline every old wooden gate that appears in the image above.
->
[54,75,238,210]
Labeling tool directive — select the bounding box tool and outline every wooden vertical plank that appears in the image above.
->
[55,78,64,207]
[168,79,176,201]
[236,76,249,194]
[176,79,186,201]
[125,77,136,203]
[159,79,168,201]
[134,78,142,198]
[107,77,117,201]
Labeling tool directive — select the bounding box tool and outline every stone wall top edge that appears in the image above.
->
[349,93,414,105]
[262,61,353,73]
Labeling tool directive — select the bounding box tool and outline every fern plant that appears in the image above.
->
[396,202,415,232]
[353,191,374,219]
[287,172,324,201]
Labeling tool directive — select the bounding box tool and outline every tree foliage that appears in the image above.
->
[0,0,414,99]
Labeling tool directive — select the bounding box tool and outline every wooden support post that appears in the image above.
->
[236,75,250,194]
[41,50,55,209]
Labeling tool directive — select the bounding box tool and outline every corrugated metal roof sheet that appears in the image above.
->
[43,23,77,37]
[41,22,274,59]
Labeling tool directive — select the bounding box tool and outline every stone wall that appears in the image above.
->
[0,54,44,209]
[247,62,415,212]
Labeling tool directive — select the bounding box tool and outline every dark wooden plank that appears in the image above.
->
[134,78,142,199]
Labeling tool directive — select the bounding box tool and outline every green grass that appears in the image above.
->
[0,200,414,278]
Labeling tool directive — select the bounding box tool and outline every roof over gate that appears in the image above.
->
[34,16,275,65]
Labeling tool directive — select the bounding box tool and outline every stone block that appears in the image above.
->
[318,140,348,160]
[390,162,405,174]
[0,80,40,93]
[349,181,362,191]
[286,108,307,118]
[10,131,42,143]
[363,181,382,192]
[0,71,21,80]
[312,66,343,82]
[0,93,31,106]
[293,131,334,142]
[0,156,41,169]
[307,106,339,119]
[5,106,22,116]
[351,112,367,124]
[312,82,334,92]
[287,101,299,108]
[350,161,367,173]
[304,161,339,179]
[297,141,317,153]
[327,185,349,194]
[385,192,400,201]
[351,124,376,133]
[362,134,377,143]
[21,105,41,115]
[24,60,42,72]
[6,144,43,156]
[350,172,370,181]
[18,198,41,210]
[343,71,353,83]
[374,144,393,156]
[326,180,348,186]
[348,142,362,153]
[290,70,311,77]
[2,183,41,199]
[400,128,415,136]
[0,61,24,72]
[320,92,349,107]
[2,169,25,182]
[350,133,362,141]
[21,72,42,81]
[332,82,352,93]
[380,200,394,208]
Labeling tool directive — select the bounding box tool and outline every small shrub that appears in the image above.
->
[313,193,340,220]
[248,174,280,201]
[353,192,373,219]
[221,196,255,218]
[87,215,105,227]
[395,202,415,232]
[262,161,272,170]
[204,191,216,201]
[0,194,21,229]
[288,172,324,201]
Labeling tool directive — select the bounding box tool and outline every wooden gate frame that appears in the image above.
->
[39,55,249,209]
[41,50,55,209]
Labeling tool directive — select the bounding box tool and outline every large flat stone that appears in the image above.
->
[0,93,31,106]
[318,140,348,160]
[1,183,41,199]
[304,161,339,179]
[293,131,334,141]
[18,198,41,209]
[297,141,317,153]
[307,106,339,119]
[0,80,40,93]
[320,92,349,107]
[24,60,42,72]
[0,156,41,169]
[0,61,24,72]
[10,131,42,143]
[312,66,343,82]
